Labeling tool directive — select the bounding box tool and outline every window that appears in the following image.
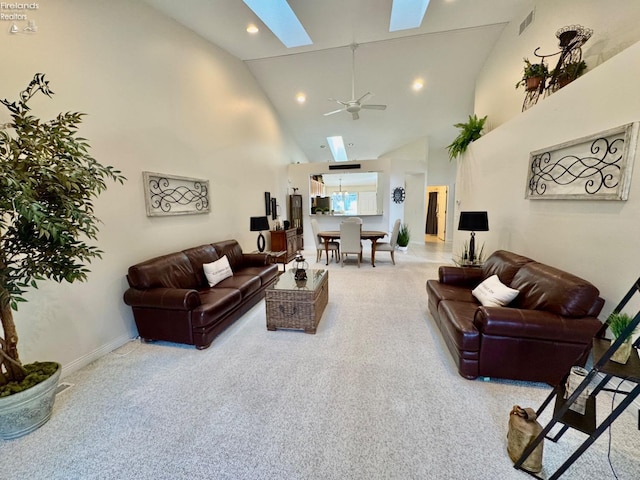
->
[331,192,358,215]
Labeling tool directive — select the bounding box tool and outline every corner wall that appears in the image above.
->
[457,40,640,313]
[2,1,307,373]
[475,0,640,130]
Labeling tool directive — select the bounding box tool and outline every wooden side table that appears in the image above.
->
[255,250,287,271]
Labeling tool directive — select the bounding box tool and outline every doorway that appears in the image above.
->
[425,186,448,242]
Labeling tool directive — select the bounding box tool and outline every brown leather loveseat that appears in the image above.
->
[124,240,279,349]
[426,250,604,384]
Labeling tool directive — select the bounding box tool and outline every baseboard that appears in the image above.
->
[60,334,134,379]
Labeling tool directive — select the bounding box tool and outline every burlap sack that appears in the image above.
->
[507,405,544,473]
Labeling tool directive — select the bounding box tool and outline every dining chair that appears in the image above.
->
[343,217,363,224]
[340,221,363,267]
[310,218,339,263]
[375,219,401,265]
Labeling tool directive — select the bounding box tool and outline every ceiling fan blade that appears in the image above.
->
[352,111,360,120]
[324,108,346,116]
[355,92,372,103]
[361,104,387,110]
[328,98,348,106]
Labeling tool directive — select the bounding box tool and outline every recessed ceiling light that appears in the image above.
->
[412,79,425,91]
[246,24,259,34]
[296,93,306,104]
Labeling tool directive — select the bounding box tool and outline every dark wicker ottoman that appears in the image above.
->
[266,269,328,334]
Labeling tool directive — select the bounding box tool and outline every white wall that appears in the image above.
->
[288,139,430,247]
[426,147,457,241]
[457,40,640,315]
[475,0,640,130]
[381,138,429,244]
[288,159,392,247]
[2,1,307,374]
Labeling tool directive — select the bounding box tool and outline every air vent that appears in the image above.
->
[55,382,74,395]
[519,9,535,35]
[329,163,361,170]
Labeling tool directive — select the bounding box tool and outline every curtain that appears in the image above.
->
[425,192,438,234]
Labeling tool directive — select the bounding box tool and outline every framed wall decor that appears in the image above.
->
[525,122,639,200]
[264,192,271,216]
[143,171,210,216]
[392,186,406,204]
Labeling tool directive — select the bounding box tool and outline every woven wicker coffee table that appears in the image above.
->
[266,269,328,334]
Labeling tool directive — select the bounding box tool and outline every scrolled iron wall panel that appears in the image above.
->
[143,172,210,216]
[525,122,639,200]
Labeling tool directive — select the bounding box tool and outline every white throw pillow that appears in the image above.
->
[472,274,520,307]
[203,255,233,287]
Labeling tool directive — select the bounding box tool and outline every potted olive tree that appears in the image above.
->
[0,74,125,439]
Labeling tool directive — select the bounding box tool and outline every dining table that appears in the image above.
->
[318,230,387,267]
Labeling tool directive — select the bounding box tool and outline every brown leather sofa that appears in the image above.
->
[426,250,604,385]
[124,240,279,349]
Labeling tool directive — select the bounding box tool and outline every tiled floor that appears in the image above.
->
[302,237,454,267]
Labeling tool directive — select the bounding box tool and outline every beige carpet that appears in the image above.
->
[0,246,638,479]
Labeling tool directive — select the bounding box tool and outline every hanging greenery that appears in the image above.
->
[446,114,487,161]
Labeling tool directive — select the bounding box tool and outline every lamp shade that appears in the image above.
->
[458,211,489,232]
[250,216,270,232]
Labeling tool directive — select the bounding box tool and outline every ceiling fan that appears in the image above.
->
[324,43,387,120]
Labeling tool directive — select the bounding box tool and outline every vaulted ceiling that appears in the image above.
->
[143,0,531,162]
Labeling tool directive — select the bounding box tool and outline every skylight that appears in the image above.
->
[327,136,348,162]
[389,0,430,32]
[242,0,312,48]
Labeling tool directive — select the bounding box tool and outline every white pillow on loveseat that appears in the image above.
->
[472,274,519,307]
[203,255,233,287]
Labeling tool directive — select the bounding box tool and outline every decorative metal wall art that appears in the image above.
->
[525,122,639,200]
[143,171,210,216]
[521,25,593,111]
[392,186,405,204]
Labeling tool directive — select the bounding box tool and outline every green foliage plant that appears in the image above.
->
[515,58,549,89]
[447,114,487,161]
[397,223,410,247]
[0,74,125,391]
[553,60,588,85]
[608,312,637,341]
[456,240,485,265]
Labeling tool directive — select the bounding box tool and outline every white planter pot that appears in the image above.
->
[0,363,61,440]
[397,246,408,252]
[610,338,632,364]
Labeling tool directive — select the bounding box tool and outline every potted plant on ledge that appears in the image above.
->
[515,58,548,92]
[0,73,125,439]
[397,223,410,252]
[447,114,487,161]
[553,60,587,88]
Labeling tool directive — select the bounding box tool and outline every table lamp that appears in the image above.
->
[250,216,270,252]
[458,211,489,263]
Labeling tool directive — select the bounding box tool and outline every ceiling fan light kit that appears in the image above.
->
[324,44,387,120]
